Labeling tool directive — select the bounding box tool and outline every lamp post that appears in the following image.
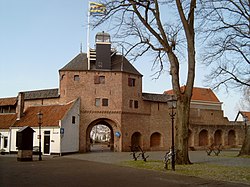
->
[37,111,43,161]
[167,95,177,171]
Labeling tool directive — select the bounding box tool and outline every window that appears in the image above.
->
[129,100,133,108]
[134,100,138,108]
[74,75,80,81]
[99,76,105,84]
[102,98,109,106]
[128,78,136,87]
[95,98,101,107]
[4,137,8,148]
[60,74,65,80]
[94,75,105,84]
[72,116,76,124]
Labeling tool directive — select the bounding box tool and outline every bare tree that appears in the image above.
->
[238,87,250,156]
[238,86,250,111]
[200,0,250,91]
[200,0,250,155]
[92,0,197,164]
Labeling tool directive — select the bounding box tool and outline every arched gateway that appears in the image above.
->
[86,118,120,152]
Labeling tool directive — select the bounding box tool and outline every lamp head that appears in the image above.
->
[167,95,177,109]
[37,111,43,124]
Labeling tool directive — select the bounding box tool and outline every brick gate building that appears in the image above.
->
[0,32,245,154]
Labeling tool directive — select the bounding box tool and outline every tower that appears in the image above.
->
[95,31,111,70]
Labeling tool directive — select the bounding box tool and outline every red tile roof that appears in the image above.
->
[164,87,220,103]
[13,101,74,127]
[241,111,250,121]
[0,114,17,129]
[0,97,17,106]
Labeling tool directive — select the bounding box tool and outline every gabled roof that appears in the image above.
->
[0,97,17,106]
[235,111,250,122]
[164,87,220,103]
[13,101,75,127]
[0,114,17,129]
[23,88,59,100]
[142,93,170,103]
[60,52,142,76]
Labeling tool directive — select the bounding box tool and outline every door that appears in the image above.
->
[44,131,50,154]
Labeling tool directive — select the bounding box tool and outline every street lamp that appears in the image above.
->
[37,111,43,161]
[167,95,177,171]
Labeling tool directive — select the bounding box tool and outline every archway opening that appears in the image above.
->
[150,132,162,148]
[228,130,236,146]
[131,132,142,148]
[87,120,115,152]
[199,129,208,146]
[214,130,222,146]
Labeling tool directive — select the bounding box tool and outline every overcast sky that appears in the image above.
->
[0,0,242,120]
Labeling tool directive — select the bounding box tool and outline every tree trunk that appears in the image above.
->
[239,127,250,156]
[175,94,192,164]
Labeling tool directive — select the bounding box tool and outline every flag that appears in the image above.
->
[89,2,106,15]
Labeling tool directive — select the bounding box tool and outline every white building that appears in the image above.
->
[0,98,80,155]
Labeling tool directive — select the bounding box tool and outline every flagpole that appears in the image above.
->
[87,1,90,70]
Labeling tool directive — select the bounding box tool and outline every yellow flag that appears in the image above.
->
[89,2,106,14]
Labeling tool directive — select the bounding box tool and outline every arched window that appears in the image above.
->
[199,129,208,146]
[228,130,236,146]
[131,132,142,147]
[214,130,222,146]
[150,132,162,147]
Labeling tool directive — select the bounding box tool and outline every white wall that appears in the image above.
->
[10,127,61,154]
[8,99,80,155]
[60,99,80,153]
[0,129,10,152]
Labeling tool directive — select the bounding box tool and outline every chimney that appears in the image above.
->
[16,92,25,120]
[95,31,111,70]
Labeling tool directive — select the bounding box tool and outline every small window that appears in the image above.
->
[102,98,109,106]
[4,137,8,148]
[94,75,100,84]
[94,75,105,84]
[72,116,76,124]
[134,100,138,108]
[61,74,65,80]
[129,100,133,108]
[74,75,80,81]
[128,78,136,87]
[99,76,105,84]
[95,98,101,107]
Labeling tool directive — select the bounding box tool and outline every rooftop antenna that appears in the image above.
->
[80,42,83,53]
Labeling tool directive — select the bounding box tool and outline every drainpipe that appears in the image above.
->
[59,120,62,157]
[8,127,11,153]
